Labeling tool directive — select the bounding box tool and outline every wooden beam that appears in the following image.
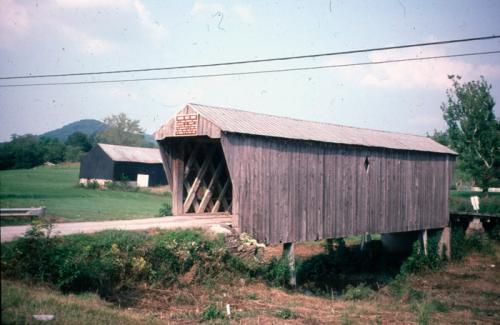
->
[181,143,201,211]
[183,179,200,211]
[189,156,215,211]
[196,160,224,213]
[206,161,230,211]
[212,178,230,213]
[183,146,215,212]
[171,143,184,215]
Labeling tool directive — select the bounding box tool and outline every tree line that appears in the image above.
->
[0,113,155,170]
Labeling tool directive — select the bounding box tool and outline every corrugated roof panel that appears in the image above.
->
[98,143,162,163]
[163,103,456,155]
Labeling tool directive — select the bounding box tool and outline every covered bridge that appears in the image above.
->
[79,143,167,187]
[155,104,456,245]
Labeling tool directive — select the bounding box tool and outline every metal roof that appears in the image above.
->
[169,103,456,155]
[98,143,163,163]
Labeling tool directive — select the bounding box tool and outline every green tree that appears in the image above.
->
[40,137,65,163]
[64,145,85,162]
[96,113,148,146]
[428,129,450,146]
[66,131,92,152]
[0,134,44,169]
[441,75,500,193]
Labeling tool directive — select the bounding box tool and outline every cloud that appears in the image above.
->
[232,5,255,23]
[133,0,167,41]
[55,21,116,55]
[0,0,168,54]
[358,46,500,90]
[191,1,225,16]
[57,0,167,41]
[54,0,128,9]
[0,0,30,48]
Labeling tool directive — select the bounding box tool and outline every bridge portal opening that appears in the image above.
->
[181,138,232,214]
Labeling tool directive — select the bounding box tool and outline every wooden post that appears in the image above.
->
[326,238,334,254]
[438,227,451,260]
[360,233,371,251]
[171,143,185,215]
[282,243,296,287]
[418,229,428,256]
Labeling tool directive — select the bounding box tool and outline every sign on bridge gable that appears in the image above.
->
[175,114,199,136]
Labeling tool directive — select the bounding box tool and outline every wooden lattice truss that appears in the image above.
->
[182,141,232,214]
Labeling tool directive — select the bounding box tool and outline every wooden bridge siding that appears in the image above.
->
[222,133,453,244]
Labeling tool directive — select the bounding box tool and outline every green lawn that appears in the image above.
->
[0,165,171,225]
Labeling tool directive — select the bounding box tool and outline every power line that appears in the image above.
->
[1,49,499,88]
[1,35,499,80]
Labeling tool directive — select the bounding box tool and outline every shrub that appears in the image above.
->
[466,232,493,254]
[451,227,493,261]
[105,181,139,192]
[487,224,500,241]
[261,257,290,287]
[80,180,100,189]
[0,229,234,297]
[202,304,225,321]
[400,235,445,275]
[412,299,449,325]
[157,202,172,216]
[343,283,373,300]
[451,228,467,261]
[275,308,297,319]
[414,302,432,325]
[388,274,408,299]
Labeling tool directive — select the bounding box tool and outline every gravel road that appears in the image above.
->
[0,215,232,242]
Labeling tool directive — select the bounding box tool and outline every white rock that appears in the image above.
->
[208,224,232,235]
[33,315,55,321]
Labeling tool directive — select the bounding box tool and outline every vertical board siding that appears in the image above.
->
[221,133,453,244]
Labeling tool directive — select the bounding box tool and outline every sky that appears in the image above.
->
[1,0,499,141]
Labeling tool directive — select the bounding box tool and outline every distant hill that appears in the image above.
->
[41,119,107,141]
[41,119,156,145]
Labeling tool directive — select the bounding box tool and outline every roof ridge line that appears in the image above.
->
[187,103,432,140]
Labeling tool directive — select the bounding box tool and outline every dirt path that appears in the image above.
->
[0,215,232,242]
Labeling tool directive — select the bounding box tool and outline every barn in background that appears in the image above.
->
[155,103,457,245]
[79,143,167,187]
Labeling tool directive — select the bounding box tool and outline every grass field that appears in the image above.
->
[1,280,158,325]
[0,164,171,225]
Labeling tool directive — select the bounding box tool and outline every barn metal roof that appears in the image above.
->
[173,103,456,155]
[98,143,163,163]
